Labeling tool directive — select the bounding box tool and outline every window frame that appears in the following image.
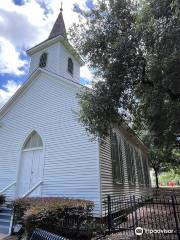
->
[39,52,48,68]
[111,131,124,185]
[124,140,136,186]
[22,131,43,151]
[134,149,144,186]
[67,57,74,75]
[142,154,151,187]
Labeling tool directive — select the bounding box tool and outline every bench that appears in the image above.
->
[30,228,68,240]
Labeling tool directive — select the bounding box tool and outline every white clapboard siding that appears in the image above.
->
[0,72,101,214]
[100,126,152,214]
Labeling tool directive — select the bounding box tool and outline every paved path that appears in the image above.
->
[0,234,6,240]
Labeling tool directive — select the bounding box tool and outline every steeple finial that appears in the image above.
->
[48,1,67,39]
[60,1,63,13]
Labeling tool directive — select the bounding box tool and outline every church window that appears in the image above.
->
[39,52,48,68]
[23,131,43,150]
[111,131,124,184]
[142,154,151,186]
[68,58,73,75]
[124,140,136,185]
[134,150,144,185]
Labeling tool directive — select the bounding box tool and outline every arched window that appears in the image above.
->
[124,140,136,185]
[111,131,124,184]
[39,52,48,68]
[134,150,144,185]
[142,154,151,187]
[68,58,73,75]
[23,131,43,150]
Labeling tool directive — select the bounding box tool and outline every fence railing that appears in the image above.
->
[0,181,16,195]
[103,193,180,240]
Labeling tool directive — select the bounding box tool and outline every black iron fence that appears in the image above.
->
[103,193,180,240]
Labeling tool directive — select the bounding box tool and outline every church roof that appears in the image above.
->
[48,10,67,39]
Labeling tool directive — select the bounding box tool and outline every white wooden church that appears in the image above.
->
[0,7,151,233]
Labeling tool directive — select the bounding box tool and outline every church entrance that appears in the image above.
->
[17,131,43,197]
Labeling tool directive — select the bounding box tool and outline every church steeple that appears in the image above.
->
[27,2,83,82]
[48,3,66,39]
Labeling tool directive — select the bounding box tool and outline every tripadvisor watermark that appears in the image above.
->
[135,227,174,236]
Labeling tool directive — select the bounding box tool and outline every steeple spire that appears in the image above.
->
[48,1,66,39]
[60,1,63,13]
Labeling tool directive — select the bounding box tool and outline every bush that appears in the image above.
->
[13,197,35,225]
[0,194,5,206]
[13,197,96,239]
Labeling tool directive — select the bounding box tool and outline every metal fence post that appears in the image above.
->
[133,195,138,227]
[171,195,180,240]
[129,195,136,236]
[107,195,113,233]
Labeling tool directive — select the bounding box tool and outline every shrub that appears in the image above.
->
[0,194,5,206]
[13,197,36,224]
[13,197,96,239]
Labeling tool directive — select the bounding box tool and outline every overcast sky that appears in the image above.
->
[0,0,94,108]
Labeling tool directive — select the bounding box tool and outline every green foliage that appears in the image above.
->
[70,0,180,146]
[159,169,180,186]
[77,85,122,138]
[133,0,180,148]
[13,197,96,239]
[70,0,144,137]
[148,148,170,173]
[0,194,5,206]
[139,132,180,188]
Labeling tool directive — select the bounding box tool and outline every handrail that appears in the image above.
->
[0,181,16,195]
[22,181,43,198]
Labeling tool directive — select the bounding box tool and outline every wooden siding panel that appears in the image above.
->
[100,127,152,214]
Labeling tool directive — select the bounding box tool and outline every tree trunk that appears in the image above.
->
[154,169,159,189]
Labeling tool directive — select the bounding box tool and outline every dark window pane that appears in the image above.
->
[124,141,136,185]
[135,150,144,185]
[142,154,150,186]
[39,53,48,68]
[68,58,73,75]
[111,131,124,184]
[118,138,124,183]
